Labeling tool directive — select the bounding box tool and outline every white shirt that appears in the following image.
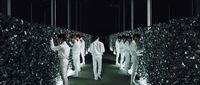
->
[130,40,137,55]
[88,40,105,55]
[115,39,120,52]
[80,40,85,51]
[72,40,81,54]
[50,39,70,59]
[124,41,131,53]
[130,40,143,57]
[119,41,125,53]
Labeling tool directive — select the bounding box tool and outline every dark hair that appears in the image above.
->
[117,36,121,39]
[80,35,84,38]
[127,36,132,39]
[70,34,75,39]
[133,34,141,39]
[76,34,81,38]
[121,35,126,39]
[57,34,66,41]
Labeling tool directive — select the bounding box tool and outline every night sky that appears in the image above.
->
[0,0,194,36]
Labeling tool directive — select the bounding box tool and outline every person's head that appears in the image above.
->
[57,34,66,43]
[70,34,75,39]
[70,34,76,41]
[117,36,121,41]
[121,35,126,42]
[80,35,84,41]
[133,34,141,42]
[127,36,132,42]
[76,34,81,39]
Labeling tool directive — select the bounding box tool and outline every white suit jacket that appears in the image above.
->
[119,41,125,53]
[124,41,131,54]
[80,40,85,51]
[130,40,137,55]
[50,39,70,59]
[72,40,81,54]
[88,40,105,56]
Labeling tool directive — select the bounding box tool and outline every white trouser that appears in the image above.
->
[92,54,102,78]
[72,53,80,76]
[120,52,125,69]
[124,52,130,71]
[80,50,85,64]
[115,50,120,64]
[130,54,139,84]
[60,58,69,85]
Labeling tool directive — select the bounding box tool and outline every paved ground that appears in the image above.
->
[68,64,130,85]
[67,50,131,85]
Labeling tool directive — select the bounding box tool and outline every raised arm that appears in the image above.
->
[50,38,61,51]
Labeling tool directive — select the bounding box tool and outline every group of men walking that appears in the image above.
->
[50,33,142,85]
[50,34,105,85]
[113,34,143,85]
[70,34,86,77]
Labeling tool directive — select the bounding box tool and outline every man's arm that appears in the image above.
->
[101,43,105,53]
[88,44,91,53]
[50,38,61,51]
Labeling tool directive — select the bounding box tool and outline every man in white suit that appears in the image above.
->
[88,36,105,80]
[71,35,81,77]
[115,36,121,65]
[50,34,70,85]
[130,34,142,85]
[124,36,132,72]
[80,36,86,65]
[119,36,126,70]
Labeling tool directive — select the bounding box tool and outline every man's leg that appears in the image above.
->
[97,55,102,79]
[130,56,139,85]
[81,50,85,65]
[120,53,125,69]
[60,59,69,85]
[124,54,130,72]
[77,54,81,71]
[116,51,120,65]
[92,56,98,80]
[73,56,79,77]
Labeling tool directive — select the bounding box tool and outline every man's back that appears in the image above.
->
[58,42,70,59]
[89,40,105,55]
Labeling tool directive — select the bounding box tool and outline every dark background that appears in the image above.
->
[0,0,195,36]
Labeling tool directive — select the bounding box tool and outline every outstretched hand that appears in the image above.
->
[50,37,54,42]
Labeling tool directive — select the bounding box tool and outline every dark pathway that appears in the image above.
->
[69,64,130,85]
[68,49,130,85]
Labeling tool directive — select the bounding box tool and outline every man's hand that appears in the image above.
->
[197,44,200,48]
[50,38,53,42]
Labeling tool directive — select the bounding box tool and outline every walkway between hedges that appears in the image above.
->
[69,52,130,85]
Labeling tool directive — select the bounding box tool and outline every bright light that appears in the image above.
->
[137,77,149,85]
[67,68,75,77]
[55,76,63,85]
[54,68,75,85]
[128,69,133,75]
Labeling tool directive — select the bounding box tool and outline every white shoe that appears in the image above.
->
[116,63,120,66]
[67,69,75,77]
[120,67,124,70]
[98,75,102,80]
[128,69,133,75]
[81,63,85,67]
[130,81,138,85]
[94,76,98,80]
